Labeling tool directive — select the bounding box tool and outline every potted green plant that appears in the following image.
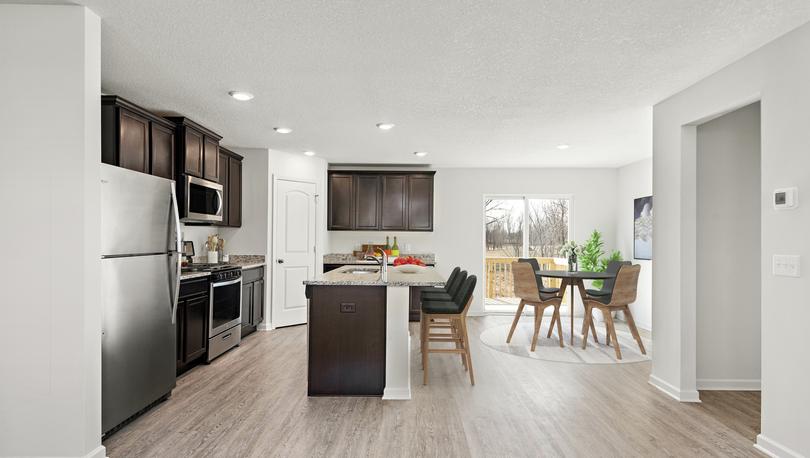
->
[579,230,622,289]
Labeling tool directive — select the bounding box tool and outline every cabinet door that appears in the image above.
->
[328,174,354,230]
[354,175,380,230]
[203,136,219,182]
[183,128,204,177]
[150,122,175,179]
[407,175,434,231]
[183,295,208,363]
[241,282,253,327]
[216,151,229,226]
[228,157,242,227]
[118,108,150,174]
[381,175,408,230]
[176,300,185,371]
[252,279,264,325]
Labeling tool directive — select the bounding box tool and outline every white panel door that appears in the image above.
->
[272,178,316,327]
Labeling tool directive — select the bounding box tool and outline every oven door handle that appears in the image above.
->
[212,278,242,288]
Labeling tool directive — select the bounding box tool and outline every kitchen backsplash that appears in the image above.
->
[327,231,435,254]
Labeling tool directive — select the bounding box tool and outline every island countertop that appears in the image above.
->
[304,265,445,287]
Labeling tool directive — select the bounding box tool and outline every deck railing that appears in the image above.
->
[484,257,567,303]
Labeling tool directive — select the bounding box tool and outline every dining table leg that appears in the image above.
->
[569,280,578,345]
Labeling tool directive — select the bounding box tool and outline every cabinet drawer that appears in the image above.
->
[242,267,264,283]
[179,277,209,298]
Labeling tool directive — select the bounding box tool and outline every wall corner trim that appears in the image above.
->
[696,378,761,391]
[84,445,107,458]
[649,374,701,403]
[755,434,803,458]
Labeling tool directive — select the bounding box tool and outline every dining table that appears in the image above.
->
[535,270,617,345]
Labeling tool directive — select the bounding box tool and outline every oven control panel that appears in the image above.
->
[211,269,241,283]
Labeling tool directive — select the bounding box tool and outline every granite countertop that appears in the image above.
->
[180,255,266,280]
[324,253,436,265]
[304,265,446,287]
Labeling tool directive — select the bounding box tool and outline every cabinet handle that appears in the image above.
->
[340,302,356,313]
[221,333,232,340]
[277,259,284,264]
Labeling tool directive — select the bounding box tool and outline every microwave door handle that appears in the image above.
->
[216,188,224,218]
[169,185,182,324]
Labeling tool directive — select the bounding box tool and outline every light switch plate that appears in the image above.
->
[773,187,798,210]
[773,255,800,277]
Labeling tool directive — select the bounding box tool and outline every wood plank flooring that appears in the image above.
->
[103,316,762,457]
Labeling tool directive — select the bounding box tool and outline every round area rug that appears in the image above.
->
[479,317,652,364]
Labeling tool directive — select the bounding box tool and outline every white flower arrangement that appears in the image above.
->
[559,240,582,258]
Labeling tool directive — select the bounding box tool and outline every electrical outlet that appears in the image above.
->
[773,255,801,277]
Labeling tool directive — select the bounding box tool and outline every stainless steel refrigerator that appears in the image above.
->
[101,164,181,435]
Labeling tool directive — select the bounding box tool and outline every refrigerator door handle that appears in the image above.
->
[169,185,182,324]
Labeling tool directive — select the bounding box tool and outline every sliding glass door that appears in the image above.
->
[484,196,570,307]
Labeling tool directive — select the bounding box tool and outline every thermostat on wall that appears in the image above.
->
[773,187,798,210]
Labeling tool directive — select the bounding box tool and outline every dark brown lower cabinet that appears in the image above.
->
[308,286,386,396]
[177,278,209,374]
[240,267,265,338]
[409,286,428,322]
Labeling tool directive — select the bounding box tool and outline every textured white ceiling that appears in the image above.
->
[77,0,810,167]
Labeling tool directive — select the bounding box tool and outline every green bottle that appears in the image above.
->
[384,236,391,254]
[391,237,400,256]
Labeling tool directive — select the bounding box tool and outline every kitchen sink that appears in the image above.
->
[344,267,380,274]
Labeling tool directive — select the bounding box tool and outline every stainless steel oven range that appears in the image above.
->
[207,266,242,361]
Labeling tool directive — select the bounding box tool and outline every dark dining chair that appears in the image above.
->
[585,260,630,299]
[518,257,560,296]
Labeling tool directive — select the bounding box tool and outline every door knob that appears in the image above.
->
[277,259,284,264]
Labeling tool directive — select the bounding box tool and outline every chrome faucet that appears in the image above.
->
[364,248,388,282]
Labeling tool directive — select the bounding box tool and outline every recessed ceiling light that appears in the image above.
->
[376,123,395,131]
[413,151,428,157]
[228,91,254,101]
[303,151,316,156]
[557,144,570,150]
[274,127,292,134]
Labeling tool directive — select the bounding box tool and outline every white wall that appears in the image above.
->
[616,158,653,331]
[696,103,761,390]
[652,21,810,457]
[327,168,620,315]
[0,5,105,458]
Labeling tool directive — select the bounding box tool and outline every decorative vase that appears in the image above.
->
[567,254,577,272]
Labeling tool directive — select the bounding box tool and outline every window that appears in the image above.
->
[484,196,570,306]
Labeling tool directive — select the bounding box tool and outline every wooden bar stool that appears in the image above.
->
[420,275,477,386]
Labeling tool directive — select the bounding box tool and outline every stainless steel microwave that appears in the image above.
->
[180,175,223,223]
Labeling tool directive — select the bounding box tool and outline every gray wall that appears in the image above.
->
[696,102,761,389]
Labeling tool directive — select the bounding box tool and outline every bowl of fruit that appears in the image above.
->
[392,256,427,273]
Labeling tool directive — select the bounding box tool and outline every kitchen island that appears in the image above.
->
[304,265,445,399]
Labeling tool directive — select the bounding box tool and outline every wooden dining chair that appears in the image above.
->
[420,275,477,386]
[582,264,645,360]
[507,262,564,350]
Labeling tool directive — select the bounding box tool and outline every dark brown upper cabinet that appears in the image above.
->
[327,171,434,231]
[381,175,408,230]
[166,117,223,183]
[101,95,176,179]
[354,175,381,230]
[215,147,243,228]
[150,122,175,180]
[406,174,434,231]
[328,173,355,230]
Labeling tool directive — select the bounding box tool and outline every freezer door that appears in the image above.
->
[102,254,176,434]
[101,163,176,257]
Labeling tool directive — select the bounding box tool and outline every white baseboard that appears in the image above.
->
[697,378,761,391]
[257,322,273,331]
[84,445,107,458]
[755,434,803,458]
[649,374,701,403]
[382,387,411,400]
